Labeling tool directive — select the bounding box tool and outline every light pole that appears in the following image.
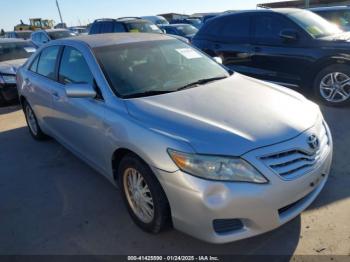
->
[56,0,64,24]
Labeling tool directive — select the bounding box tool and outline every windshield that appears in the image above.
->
[94,40,229,98]
[176,25,198,35]
[126,21,162,33]
[288,10,342,38]
[0,42,36,62]
[317,10,350,28]
[15,32,32,40]
[48,30,75,40]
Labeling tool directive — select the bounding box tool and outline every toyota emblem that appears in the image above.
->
[308,135,320,151]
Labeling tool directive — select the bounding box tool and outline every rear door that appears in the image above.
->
[24,45,61,132]
[250,13,313,87]
[210,13,255,76]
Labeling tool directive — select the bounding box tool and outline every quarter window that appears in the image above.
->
[36,46,60,80]
[59,47,94,85]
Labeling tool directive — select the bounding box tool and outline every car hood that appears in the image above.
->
[0,58,27,75]
[125,73,320,156]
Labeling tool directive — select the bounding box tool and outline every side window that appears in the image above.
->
[59,46,94,85]
[29,55,40,72]
[32,33,38,42]
[254,14,296,45]
[89,23,100,34]
[37,46,60,80]
[114,22,126,32]
[100,21,114,33]
[39,33,49,44]
[213,14,250,43]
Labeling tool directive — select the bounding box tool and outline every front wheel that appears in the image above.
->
[118,154,171,233]
[314,64,350,107]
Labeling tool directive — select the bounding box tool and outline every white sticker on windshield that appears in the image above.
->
[24,47,36,53]
[150,25,159,30]
[176,48,202,59]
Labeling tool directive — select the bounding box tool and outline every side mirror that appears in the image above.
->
[213,56,223,64]
[280,29,298,42]
[65,83,97,98]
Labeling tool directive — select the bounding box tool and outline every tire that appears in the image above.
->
[314,64,350,107]
[23,101,47,140]
[118,153,171,233]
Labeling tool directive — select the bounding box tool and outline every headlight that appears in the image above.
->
[0,75,16,84]
[168,149,268,184]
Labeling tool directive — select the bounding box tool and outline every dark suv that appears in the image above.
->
[89,17,163,34]
[192,8,350,106]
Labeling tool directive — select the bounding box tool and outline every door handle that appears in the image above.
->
[52,91,60,99]
[24,78,31,85]
[214,43,221,49]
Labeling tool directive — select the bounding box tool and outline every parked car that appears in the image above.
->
[141,16,169,25]
[5,30,32,40]
[310,6,350,31]
[69,26,88,35]
[0,39,36,105]
[171,18,202,29]
[31,29,76,47]
[89,17,163,34]
[17,33,332,244]
[159,24,198,41]
[89,18,189,43]
[193,9,350,106]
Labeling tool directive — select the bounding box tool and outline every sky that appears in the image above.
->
[0,0,281,31]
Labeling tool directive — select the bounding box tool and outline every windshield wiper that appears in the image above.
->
[124,90,175,99]
[176,76,228,91]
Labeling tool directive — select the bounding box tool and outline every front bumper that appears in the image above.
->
[154,124,333,244]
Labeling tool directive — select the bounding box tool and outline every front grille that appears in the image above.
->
[261,123,329,179]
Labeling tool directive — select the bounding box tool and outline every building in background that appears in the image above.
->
[258,0,350,8]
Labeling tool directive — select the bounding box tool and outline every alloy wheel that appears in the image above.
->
[123,167,155,223]
[320,72,350,103]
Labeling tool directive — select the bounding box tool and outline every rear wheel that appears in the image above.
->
[23,101,47,140]
[118,154,171,233]
[314,64,350,107]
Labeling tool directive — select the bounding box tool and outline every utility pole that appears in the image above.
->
[56,0,64,24]
[305,0,310,8]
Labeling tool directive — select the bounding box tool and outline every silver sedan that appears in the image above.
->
[16,33,333,244]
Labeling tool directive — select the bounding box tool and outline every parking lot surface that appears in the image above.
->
[0,104,349,256]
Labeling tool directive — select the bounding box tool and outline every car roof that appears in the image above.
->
[214,8,304,18]
[309,6,350,12]
[35,29,69,33]
[93,18,150,24]
[0,38,27,43]
[56,33,175,48]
